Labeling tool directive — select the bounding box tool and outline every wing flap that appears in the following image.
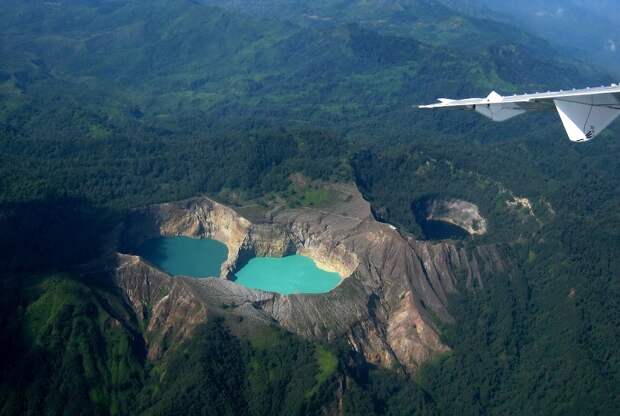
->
[475,104,526,122]
[554,94,620,142]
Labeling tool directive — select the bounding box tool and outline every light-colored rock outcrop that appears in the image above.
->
[424,197,488,235]
[121,198,254,278]
[114,184,506,373]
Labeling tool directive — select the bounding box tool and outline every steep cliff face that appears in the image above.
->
[113,254,211,360]
[121,198,254,278]
[423,197,488,235]
[114,184,506,372]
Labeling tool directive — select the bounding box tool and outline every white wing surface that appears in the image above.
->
[419,84,620,142]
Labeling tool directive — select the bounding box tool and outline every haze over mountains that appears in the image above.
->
[441,0,620,75]
[1,1,619,415]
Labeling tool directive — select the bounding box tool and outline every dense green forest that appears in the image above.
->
[0,273,438,415]
[1,0,619,415]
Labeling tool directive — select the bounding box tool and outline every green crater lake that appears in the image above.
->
[235,255,341,295]
[136,236,228,278]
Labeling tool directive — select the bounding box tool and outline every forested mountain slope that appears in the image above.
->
[201,0,554,52]
[1,0,619,415]
[0,0,606,141]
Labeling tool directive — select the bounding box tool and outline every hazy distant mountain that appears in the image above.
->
[202,0,620,80]
[441,0,620,76]
[201,0,550,52]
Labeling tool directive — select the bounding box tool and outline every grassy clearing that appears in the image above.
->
[315,345,338,385]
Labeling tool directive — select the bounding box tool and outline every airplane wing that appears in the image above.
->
[419,84,620,142]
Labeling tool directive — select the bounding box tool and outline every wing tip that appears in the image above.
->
[418,98,455,109]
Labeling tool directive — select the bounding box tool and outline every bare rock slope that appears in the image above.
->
[114,184,506,372]
[425,197,488,235]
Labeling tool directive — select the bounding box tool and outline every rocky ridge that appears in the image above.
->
[114,184,506,372]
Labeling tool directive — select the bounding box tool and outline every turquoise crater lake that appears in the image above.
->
[234,255,341,295]
[136,236,228,278]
